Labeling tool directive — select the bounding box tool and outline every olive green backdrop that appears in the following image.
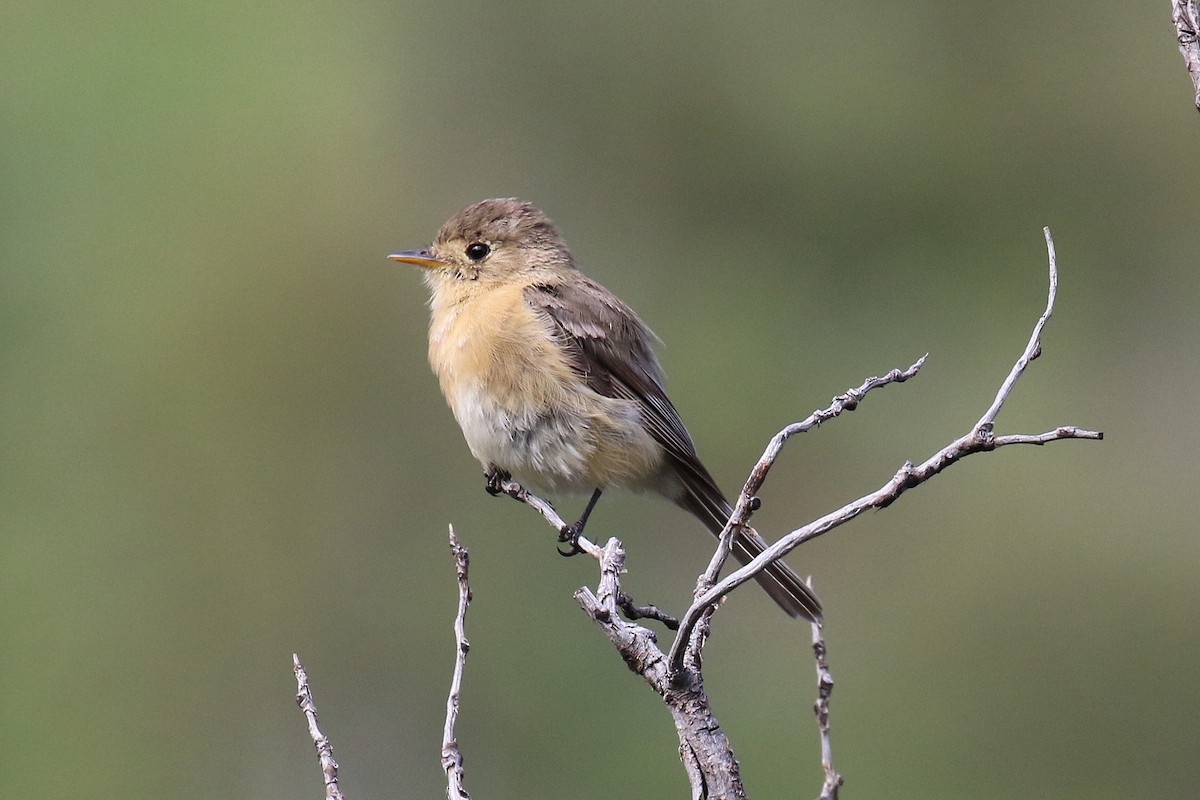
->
[2,2,1195,798]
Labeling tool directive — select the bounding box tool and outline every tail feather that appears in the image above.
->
[673,469,823,624]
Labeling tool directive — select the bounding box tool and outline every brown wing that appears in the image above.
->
[523,278,714,482]
[524,278,823,623]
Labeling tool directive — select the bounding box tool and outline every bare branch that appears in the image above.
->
[495,476,683,626]
[575,538,747,800]
[442,527,472,800]
[1173,0,1200,112]
[294,654,347,800]
[616,591,680,630]
[668,228,1102,670]
[695,357,927,605]
[992,426,1100,446]
[809,580,842,800]
[973,227,1057,430]
[493,477,605,561]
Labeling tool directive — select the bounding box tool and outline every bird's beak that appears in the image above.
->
[387,248,448,269]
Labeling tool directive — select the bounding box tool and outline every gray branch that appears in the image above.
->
[667,228,1101,671]
[575,538,746,800]
[690,357,926,641]
[294,654,347,800]
[442,527,473,800]
[1173,1,1200,112]
[808,584,842,800]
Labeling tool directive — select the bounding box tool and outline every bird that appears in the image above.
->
[389,198,822,623]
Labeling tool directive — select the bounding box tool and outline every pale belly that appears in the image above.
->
[448,382,665,495]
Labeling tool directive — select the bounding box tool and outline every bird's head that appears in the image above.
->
[389,198,574,287]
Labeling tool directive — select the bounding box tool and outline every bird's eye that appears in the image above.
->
[465,242,491,261]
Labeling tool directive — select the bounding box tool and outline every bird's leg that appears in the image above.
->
[557,488,603,557]
[483,465,511,496]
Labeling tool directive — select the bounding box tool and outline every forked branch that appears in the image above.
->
[666,228,1101,671]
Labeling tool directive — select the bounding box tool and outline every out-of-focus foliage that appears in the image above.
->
[1,3,1195,798]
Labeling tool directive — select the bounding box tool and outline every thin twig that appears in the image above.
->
[809,579,841,800]
[496,476,679,626]
[668,228,1102,671]
[680,358,926,668]
[694,357,927,609]
[294,654,346,800]
[973,228,1057,430]
[495,477,605,560]
[1173,0,1200,112]
[443,527,472,800]
[617,592,680,630]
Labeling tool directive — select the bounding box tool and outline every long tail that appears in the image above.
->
[671,461,823,624]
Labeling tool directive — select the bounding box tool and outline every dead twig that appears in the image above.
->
[294,654,346,800]
[809,578,841,800]
[442,527,472,800]
[1172,1,1200,112]
[667,227,1102,671]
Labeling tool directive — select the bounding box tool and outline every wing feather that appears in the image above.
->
[524,279,708,476]
[523,278,822,623]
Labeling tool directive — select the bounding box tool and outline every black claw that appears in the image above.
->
[484,467,510,496]
[556,523,585,557]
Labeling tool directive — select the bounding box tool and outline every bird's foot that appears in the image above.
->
[555,488,602,556]
[484,466,511,496]
[556,523,586,557]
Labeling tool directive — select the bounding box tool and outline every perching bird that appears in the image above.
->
[390,198,821,623]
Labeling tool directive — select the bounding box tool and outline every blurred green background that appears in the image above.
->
[2,2,1196,797]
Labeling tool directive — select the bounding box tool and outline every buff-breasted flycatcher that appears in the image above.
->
[389,198,822,623]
